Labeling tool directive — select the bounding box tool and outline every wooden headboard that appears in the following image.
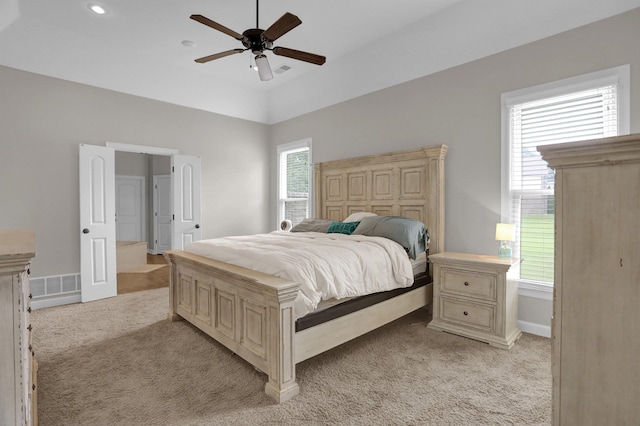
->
[313,145,448,255]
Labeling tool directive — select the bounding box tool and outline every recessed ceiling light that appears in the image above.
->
[88,4,106,15]
[181,40,196,48]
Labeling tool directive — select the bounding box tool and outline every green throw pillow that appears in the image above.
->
[326,221,360,235]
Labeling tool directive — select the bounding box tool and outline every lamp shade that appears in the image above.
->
[495,223,515,242]
[255,54,273,81]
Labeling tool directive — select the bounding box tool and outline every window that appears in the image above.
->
[501,65,629,288]
[277,139,312,227]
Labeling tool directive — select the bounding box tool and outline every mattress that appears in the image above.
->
[295,272,431,332]
[311,252,427,314]
[411,251,428,276]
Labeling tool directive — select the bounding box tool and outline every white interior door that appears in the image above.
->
[115,176,145,242]
[79,144,117,302]
[154,175,172,253]
[171,155,201,249]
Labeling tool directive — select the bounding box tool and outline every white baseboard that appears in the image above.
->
[518,320,551,338]
[31,291,81,310]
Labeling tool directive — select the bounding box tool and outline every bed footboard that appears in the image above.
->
[164,250,301,402]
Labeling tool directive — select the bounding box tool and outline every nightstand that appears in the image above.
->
[427,252,521,349]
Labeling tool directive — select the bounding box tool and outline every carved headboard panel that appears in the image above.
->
[313,145,448,255]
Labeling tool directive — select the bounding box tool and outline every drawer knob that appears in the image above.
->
[28,307,32,313]
[463,311,468,316]
[464,281,469,286]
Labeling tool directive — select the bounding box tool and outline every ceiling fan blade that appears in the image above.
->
[262,12,302,42]
[195,49,245,64]
[272,47,326,65]
[190,14,244,40]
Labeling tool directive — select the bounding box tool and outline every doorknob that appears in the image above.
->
[82,228,90,234]
[195,224,200,229]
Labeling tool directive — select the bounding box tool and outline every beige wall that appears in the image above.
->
[115,151,147,176]
[0,67,270,276]
[269,9,640,329]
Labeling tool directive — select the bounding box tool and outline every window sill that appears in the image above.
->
[517,280,553,301]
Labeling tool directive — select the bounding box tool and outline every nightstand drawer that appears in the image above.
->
[440,297,495,332]
[441,269,496,301]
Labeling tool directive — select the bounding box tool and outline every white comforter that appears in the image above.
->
[185,231,414,318]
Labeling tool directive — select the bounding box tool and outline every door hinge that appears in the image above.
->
[172,166,174,172]
[172,214,175,220]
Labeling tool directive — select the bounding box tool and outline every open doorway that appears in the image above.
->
[79,142,201,303]
[115,152,171,294]
[115,152,171,255]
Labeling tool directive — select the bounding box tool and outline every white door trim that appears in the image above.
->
[153,174,172,254]
[106,141,180,156]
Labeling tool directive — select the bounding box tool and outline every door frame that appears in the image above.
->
[108,142,179,255]
[106,141,180,156]
[153,174,172,254]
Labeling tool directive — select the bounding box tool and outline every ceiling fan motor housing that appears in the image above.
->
[242,28,272,54]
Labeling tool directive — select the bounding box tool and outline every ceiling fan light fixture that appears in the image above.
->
[255,54,273,81]
[249,55,259,71]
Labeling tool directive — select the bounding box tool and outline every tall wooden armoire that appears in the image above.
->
[539,134,640,425]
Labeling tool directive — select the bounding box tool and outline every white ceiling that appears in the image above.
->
[1,0,639,124]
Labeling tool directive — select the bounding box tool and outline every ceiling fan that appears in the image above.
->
[190,0,326,81]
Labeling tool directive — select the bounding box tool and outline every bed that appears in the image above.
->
[164,144,448,402]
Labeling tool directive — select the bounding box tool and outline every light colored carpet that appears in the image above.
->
[31,288,551,425]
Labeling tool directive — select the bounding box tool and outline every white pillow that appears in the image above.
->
[343,212,377,222]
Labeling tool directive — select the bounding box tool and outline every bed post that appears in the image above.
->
[424,145,448,258]
[164,251,182,322]
[265,284,300,402]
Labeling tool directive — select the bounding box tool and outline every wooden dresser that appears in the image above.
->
[428,252,521,349]
[0,230,37,426]
[539,134,640,425]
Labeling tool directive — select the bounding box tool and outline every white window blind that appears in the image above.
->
[509,85,618,284]
[277,142,311,227]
